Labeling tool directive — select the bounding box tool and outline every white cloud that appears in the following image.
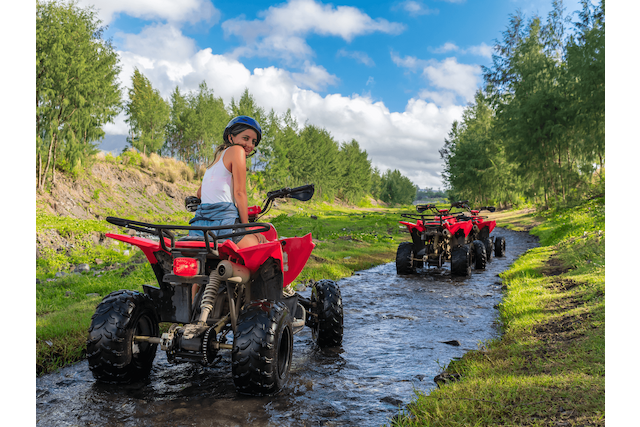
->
[464,42,493,58]
[337,49,375,67]
[422,57,481,102]
[430,42,493,58]
[77,0,219,25]
[397,1,439,16]
[431,42,459,54]
[222,0,405,62]
[291,62,340,91]
[392,52,482,103]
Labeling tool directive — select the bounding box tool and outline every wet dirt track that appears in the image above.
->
[36,227,538,427]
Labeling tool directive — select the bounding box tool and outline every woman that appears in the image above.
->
[188,115,267,249]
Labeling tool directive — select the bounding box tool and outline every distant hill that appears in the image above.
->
[97,134,128,154]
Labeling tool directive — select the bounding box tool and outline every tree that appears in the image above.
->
[339,140,372,203]
[124,68,170,155]
[36,0,121,190]
[165,82,229,167]
[379,169,417,205]
[565,0,605,175]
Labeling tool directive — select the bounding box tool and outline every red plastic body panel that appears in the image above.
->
[475,219,496,233]
[106,229,314,287]
[281,233,315,287]
[399,220,425,234]
[443,220,473,237]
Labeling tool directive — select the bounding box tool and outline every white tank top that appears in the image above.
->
[201,149,234,204]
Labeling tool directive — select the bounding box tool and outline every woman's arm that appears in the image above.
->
[227,145,249,224]
[196,185,202,199]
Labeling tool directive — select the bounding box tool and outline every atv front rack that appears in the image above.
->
[106,217,271,255]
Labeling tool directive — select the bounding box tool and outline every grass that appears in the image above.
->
[36,201,412,375]
[389,197,605,426]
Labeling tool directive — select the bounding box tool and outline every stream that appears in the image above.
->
[36,227,538,427]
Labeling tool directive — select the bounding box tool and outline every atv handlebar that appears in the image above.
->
[184,184,316,221]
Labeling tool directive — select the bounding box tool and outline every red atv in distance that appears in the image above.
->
[395,202,505,276]
[87,184,343,396]
[452,201,506,267]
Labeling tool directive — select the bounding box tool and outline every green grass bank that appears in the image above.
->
[389,197,605,427]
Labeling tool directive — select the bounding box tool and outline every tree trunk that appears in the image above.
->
[37,151,42,190]
[40,132,57,190]
[52,139,58,185]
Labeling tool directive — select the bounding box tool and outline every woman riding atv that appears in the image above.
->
[188,115,268,249]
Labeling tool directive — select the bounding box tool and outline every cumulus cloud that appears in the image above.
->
[392,52,482,103]
[222,0,405,63]
[422,58,482,102]
[77,0,219,25]
[291,62,340,91]
[336,49,375,67]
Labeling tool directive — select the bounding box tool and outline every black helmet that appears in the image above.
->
[223,116,262,147]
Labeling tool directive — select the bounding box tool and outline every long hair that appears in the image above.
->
[208,124,254,169]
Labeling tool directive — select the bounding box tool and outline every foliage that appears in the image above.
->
[164,82,230,168]
[377,169,417,205]
[442,0,605,208]
[36,0,121,190]
[124,68,170,155]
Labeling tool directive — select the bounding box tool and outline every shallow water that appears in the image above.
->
[36,227,538,427]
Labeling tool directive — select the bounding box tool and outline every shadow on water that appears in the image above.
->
[36,228,538,427]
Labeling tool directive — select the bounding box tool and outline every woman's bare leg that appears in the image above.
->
[237,233,261,249]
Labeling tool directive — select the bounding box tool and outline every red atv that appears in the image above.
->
[86,184,343,396]
[395,202,504,276]
[452,201,506,268]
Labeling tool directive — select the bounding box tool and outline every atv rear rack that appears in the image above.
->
[106,216,271,255]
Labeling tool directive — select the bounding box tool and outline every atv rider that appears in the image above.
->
[188,115,268,249]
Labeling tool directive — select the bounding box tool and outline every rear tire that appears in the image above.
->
[472,240,487,270]
[482,238,493,262]
[396,242,416,274]
[495,236,506,257]
[87,290,159,383]
[232,300,293,396]
[451,245,471,276]
[310,280,344,348]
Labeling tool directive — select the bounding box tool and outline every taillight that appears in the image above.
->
[173,257,200,277]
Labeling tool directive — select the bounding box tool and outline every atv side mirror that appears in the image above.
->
[288,184,315,202]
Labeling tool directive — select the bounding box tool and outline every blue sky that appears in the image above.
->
[80,0,586,189]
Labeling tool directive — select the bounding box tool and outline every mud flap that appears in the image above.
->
[251,257,284,301]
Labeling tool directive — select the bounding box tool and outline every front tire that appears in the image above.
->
[87,290,159,383]
[232,300,293,395]
[396,242,416,274]
[310,280,344,348]
[451,245,471,276]
[472,240,487,270]
[495,236,506,257]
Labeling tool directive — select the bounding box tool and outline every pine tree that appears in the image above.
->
[124,68,170,155]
